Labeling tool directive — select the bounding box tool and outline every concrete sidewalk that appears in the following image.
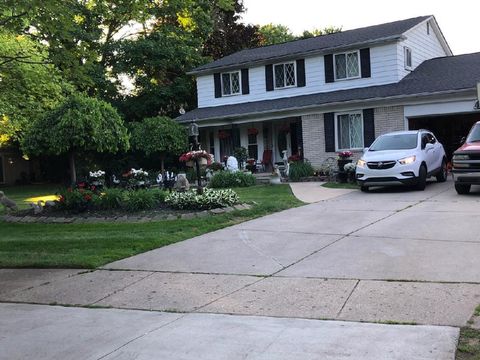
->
[0,303,459,360]
[289,182,355,203]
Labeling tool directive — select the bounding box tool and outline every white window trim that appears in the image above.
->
[334,111,364,151]
[404,46,413,71]
[333,50,361,81]
[221,71,241,96]
[273,61,297,89]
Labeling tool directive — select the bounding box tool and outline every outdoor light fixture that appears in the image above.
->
[188,121,199,137]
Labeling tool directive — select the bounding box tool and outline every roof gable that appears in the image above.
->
[191,15,432,75]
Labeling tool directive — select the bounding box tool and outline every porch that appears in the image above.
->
[198,117,304,170]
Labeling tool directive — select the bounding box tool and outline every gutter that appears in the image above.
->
[177,88,476,123]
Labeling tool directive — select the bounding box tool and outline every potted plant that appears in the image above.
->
[343,162,357,183]
[179,150,212,167]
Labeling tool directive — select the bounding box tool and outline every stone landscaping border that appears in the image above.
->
[1,203,252,224]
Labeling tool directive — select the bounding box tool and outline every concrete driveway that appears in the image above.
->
[2,179,480,359]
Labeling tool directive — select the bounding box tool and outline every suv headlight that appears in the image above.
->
[357,159,367,168]
[398,155,416,165]
[453,154,469,160]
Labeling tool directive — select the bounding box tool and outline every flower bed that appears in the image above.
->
[165,188,239,210]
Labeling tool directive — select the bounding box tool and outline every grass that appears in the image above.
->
[457,327,480,360]
[321,182,359,190]
[0,184,303,268]
[0,184,61,214]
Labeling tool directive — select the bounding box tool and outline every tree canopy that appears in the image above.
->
[0,30,72,148]
[130,116,188,172]
[22,94,130,182]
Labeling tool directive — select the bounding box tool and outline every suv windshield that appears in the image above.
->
[369,133,418,151]
[467,124,480,143]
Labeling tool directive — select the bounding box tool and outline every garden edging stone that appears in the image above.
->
[0,203,253,224]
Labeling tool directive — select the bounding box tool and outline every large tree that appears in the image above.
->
[203,0,262,60]
[258,24,295,46]
[0,31,72,148]
[22,94,130,183]
[131,116,188,172]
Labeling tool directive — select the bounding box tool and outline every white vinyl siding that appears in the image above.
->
[197,43,399,108]
[335,112,364,150]
[396,20,448,80]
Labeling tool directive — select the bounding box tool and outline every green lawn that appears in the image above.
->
[0,185,303,268]
[322,182,359,189]
[0,184,62,214]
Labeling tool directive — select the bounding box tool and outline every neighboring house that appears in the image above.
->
[177,15,480,168]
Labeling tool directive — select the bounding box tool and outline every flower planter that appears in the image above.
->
[269,176,281,185]
[337,159,352,172]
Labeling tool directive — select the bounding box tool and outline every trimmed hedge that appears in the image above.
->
[288,161,314,182]
[209,171,256,188]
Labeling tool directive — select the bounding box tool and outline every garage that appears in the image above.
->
[408,113,479,160]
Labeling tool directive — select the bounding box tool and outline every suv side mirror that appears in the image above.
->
[425,142,434,150]
[461,136,466,144]
[363,147,369,153]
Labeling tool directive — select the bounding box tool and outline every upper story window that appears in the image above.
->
[221,71,241,96]
[334,51,360,80]
[336,112,364,150]
[404,47,413,70]
[274,62,296,89]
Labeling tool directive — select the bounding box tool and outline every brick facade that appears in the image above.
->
[301,106,405,168]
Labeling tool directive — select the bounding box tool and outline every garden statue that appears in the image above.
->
[156,173,163,185]
[226,156,239,172]
[206,168,214,182]
[111,174,121,187]
[174,173,190,192]
[0,191,18,212]
[282,150,290,178]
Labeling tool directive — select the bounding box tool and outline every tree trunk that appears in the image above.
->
[160,154,165,174]
[69,152,77,184]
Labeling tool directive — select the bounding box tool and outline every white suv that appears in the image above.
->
[356,130,447,191]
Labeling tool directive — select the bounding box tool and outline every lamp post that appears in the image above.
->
[188,121,203,195]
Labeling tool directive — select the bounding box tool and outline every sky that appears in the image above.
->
[241,0,480,55]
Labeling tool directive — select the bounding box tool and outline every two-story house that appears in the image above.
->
[177,15,480,168]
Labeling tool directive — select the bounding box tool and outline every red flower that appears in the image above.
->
[84,194,92,201]
[247,128,259,136]
[67,187,72,193]
[288,154,301,162]
[78,182,86,188]
[59,195,65,203]
[90,185,96,191]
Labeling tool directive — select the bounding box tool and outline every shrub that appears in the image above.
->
[209,171,256,188]
[165,188,239,210]
[208,162,224,172]
[124,189,158,212]
[289,161,314,182]
[57,188,99,212]
[99,188,125,210]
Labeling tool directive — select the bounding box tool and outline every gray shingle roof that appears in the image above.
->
[191,16,431,74]
[177,52,480,123]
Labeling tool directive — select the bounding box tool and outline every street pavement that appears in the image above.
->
[2,178,480,359]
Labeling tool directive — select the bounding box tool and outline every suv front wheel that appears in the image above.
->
[455,183,471,194]
[415,164,427,191]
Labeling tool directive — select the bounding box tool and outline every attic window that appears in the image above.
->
[334,51,360,80]
[404,47,412,70]
[427,22,430,35]
[221,71,241,96]
[274,62,296,89]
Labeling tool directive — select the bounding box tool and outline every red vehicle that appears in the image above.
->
[452,121,480,194]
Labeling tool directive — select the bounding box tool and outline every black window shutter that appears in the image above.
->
[363,108,375,147]
[265,64,274,91]
[324,54,334,83]
[296,59,306,87]
[241,68,249,95]
[324,112,335,152]
[214,73,222,98]
[360,48,371,78]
